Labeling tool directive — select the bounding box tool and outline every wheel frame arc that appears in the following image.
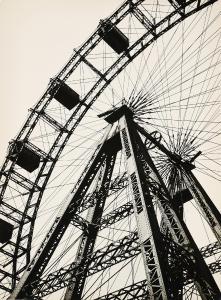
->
[0,0,218,292]
[18,0,219,284]
[10,0,221,286]
[0,0,144,288]
[11,0,220,285]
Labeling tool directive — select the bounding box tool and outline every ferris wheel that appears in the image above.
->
[0,0,221,299]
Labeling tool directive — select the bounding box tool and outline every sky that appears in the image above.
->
[0,0,123,160]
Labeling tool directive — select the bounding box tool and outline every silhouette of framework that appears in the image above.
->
[8,106,221,299]
[0,0,220,299]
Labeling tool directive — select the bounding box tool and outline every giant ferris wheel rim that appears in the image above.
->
[0,0,220,297]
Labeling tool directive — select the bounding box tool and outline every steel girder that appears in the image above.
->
[8,127,117,299]
[1,0,218,292]
[64,151,117,299]
[16,232,220,298]
[130,120,220,299]
[1,232,220,294]
[0,0,144,288]
[93,257,221,300]
[8,111,221,299]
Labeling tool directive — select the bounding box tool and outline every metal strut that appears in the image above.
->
[137,124,221,245]
[64,150,117,300]
[183,170,221,244]
[119,115,173,299]
[8,106,221,300]
[8,126,114,299]
[118,111,220,299]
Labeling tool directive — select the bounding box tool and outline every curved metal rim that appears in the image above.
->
[0,0,218,292]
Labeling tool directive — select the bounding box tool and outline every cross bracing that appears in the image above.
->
[0,0,220,298]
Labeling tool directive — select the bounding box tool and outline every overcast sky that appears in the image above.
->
[0,0,123,160]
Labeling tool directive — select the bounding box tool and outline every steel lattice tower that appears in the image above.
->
[0,0,220,299]
[8,106,221,299]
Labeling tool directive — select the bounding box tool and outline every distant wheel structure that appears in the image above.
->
[0,0,220,298]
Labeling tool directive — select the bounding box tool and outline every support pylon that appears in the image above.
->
[8,106,221,300]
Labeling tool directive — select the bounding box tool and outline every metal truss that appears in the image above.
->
[93,257,221,300]
[64,152,117,299]
[1,0,220,297]
[0,0,144,286]
[100,202,133,229]
[1,0,217,292]
[7,107,219,299]
[14,232,220,298]
[8,128,122,299]
[183,170,221,244]
[93,279,148,300]
[201,241,221,258]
